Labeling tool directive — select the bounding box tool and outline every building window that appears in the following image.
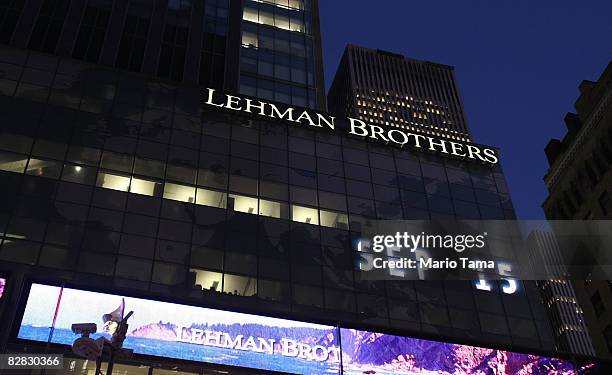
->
[591,291,605,318]
[27,0,70,53]
[72,4,111,63]
[0,0,25,43]
[158,3,192,81]
[115,3,152,72]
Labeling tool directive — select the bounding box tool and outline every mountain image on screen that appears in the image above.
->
[339,329,576,375]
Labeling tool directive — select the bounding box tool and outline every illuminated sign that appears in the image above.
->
[203,88,500,164]
[17,284,340,374]
[339,328,576,375]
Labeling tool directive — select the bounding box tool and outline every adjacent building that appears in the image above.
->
[528,230,595,356]
[543,60,612,358]
[328,44,471,142]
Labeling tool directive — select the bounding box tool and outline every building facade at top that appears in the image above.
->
[543,60,612,359]
[0,0,325,110]
[0,1,600,374]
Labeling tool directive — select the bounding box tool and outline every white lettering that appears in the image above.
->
[204,88,224,107]
[316,113,335,130]
[269,103,295,121]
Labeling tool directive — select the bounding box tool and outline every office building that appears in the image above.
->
[0,2,601,374]
[543,60,612,359]
[328,44,471,142]
[528,230,595,356]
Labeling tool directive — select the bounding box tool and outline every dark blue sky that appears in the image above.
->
[319,1,612,219]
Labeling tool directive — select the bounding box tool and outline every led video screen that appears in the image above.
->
[339,328,576,375]
[0,277,5,300]
[17,283,589,374]
[17,284,341,374]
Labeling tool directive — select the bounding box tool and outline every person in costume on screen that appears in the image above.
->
[102,298,133,348]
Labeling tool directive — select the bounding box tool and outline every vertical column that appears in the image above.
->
[98,0,130,66]
[10,0,44,48]
[142,0,168,75]
[55,0,87,57]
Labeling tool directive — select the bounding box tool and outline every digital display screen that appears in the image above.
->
[17,284,341,374]
[339,328,576,375]
[16,283,589,374]
[0,277,5,300]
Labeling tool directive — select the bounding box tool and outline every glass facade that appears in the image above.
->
[240,0,319,109]
[0,44,559,364]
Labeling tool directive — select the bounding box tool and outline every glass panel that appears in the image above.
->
[260,11,274,26]
[198,168,227,189]
[243,7,258,23]
[229,174,258,195]
[166,164,196,184]
[130,177,162,197]
[134,157,165,178]
[276,14,290,30]
[291,204,318,225]
[288,0,303,10]
[259,198,288,218]
[23,158,61,178]
[96,171,131,191]
[61,164,97,184]
[32,139,67,160]
[100,151,133,173]
[289,17,303,32]
[163,183,196,203]
[190,268,222,292]
[229,193,258,214]
[0,133,32,153]
[0,151,27,173]
[196,188,227,208]
[223,273,257,296]
[320,210,349,229]
[67,145,101,166]
[242,31,258,47]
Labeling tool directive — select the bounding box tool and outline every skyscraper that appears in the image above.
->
[239,0,326,109]
[328,44,471,142]
[527,230,595,356]
[0,3,601,374]
[543,60,612,358]
[0,0,325,109]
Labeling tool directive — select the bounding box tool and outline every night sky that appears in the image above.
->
[319,1,612,219]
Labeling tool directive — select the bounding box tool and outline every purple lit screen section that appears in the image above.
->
[339,328,577,375]
[0,278,5,300]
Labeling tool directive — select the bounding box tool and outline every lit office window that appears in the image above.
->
[243,6,258,23]
[320,210,349,229]
[163,183,196,203]
[191,268,222,292]
[259,199,288,219]
[242,31,258,47]
[96,171,131,191]
[223,274,257,296]
[229,194,258,214]
[196,188,228,208]
[24,158,62,178]
[130,177,162,197]
[0,152,28,173]
[291,204,318,225]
